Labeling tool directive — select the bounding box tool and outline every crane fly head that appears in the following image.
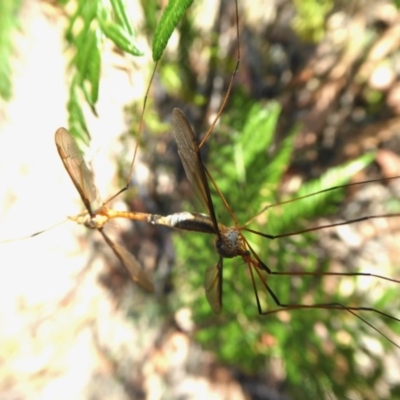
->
[69,205,110,229]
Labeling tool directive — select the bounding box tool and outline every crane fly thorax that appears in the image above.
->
[215,226,247,258]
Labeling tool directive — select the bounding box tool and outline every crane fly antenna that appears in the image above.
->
[199,0,241,149]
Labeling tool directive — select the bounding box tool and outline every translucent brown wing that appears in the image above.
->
[55,128,101,215]
[204,258,223,314]
[100,230,154,292]
[171,109,220,234]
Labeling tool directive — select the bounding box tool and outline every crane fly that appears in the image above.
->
[3,0,399,339]
[54,0,400,396]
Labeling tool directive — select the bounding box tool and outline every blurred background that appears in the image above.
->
[1,0,400,399]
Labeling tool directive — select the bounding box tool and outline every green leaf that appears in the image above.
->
[67,78,91,144]
[73,26,102,108]
[152,0,194,61]
[110,0,135,36]
[0,0,22,100]
[98,8,143,56]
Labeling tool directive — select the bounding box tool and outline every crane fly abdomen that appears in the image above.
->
[153,211,216,234]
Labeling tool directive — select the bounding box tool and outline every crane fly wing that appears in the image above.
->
[172,109,225,314]
[171,108,220,234]
[204,258,223,314]
[55,128,101,215]
[100,231,154,292]
[171,109,208,209]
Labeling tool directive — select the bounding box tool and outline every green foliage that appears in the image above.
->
[292,0,333,43]
[60,0,194,143]
[61,0,143,142]
[139,0,159,37]
[0,0,22,100]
